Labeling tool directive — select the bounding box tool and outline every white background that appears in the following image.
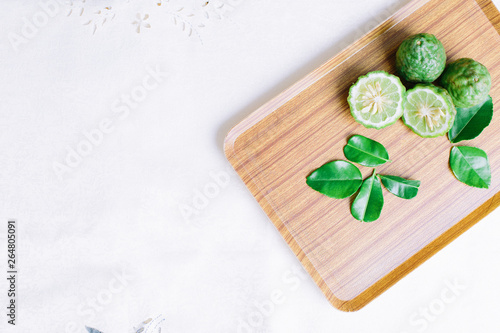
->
[0,0,499,332]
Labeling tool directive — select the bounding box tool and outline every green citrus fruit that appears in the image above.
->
[402,84,456,138]
[440,58,491,108]
[396,33,446,82]
[348,71,406,129]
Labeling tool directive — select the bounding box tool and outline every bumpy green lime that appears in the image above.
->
[402,84,456,138]
[396,33,446,83]
[347,71,406,129]
[440,58,491,108]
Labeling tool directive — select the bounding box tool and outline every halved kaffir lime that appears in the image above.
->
[402,84,456,138]
[348,71,406,129]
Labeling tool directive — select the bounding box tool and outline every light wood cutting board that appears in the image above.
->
[224,0,500,311]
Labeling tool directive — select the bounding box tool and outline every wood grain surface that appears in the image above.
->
[224,0,500,311]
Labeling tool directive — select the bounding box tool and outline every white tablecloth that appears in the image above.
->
[0,0,499,332]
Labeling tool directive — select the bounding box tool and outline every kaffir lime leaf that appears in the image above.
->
[396,33,446,83]
[440,58,491,108]
[402,84,456,138]
[347,71,406,129]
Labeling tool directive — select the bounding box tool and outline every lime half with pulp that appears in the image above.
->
[348,71,406,129]
[402,84,456,138]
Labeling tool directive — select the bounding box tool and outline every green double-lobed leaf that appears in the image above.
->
[351,170,384,222]
[343,135,390,167]
[379,175,421,199]
[448,96,493,143]
[449,146,491,189]
[306,160,363,199]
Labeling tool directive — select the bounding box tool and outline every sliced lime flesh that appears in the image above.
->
[402,84,456,138]
[348,71,406,129]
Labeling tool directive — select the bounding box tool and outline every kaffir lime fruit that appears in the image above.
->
[396,33,446,83]
[402,84,456,138]
[348,71,406,129]
[440,58,491,108]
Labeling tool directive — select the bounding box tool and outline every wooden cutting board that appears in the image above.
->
[224,0,500,311]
